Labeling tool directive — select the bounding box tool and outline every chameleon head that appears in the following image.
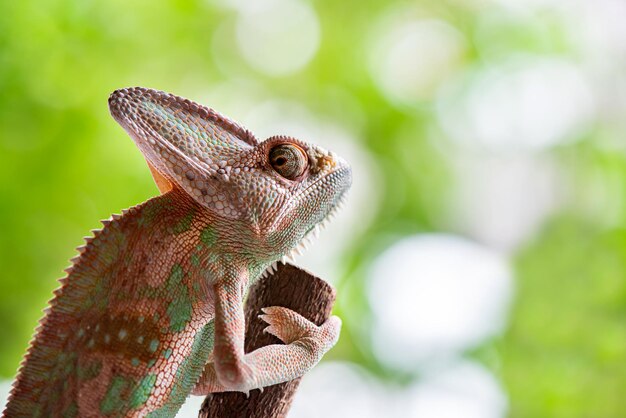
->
[109,87,351,259]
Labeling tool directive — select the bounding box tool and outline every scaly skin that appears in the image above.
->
[3,88,351,417]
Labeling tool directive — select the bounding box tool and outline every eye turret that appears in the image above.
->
[269,144,308,180]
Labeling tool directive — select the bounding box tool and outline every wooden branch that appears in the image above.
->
[198,263,336,418]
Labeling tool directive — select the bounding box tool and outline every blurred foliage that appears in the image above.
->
[504,216,626,417]
[1,0,625,417]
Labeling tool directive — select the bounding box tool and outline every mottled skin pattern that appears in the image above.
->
[3,88,351,417]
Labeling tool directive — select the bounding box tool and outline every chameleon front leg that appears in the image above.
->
[193,276,341,394]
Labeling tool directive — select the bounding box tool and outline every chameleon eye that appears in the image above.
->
[269,144,308,180]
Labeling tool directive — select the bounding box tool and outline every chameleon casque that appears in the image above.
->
[3,87,351,417]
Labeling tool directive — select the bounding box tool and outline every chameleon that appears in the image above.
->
[3,87,351,417]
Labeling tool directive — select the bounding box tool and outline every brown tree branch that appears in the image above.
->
[198,263,336,418]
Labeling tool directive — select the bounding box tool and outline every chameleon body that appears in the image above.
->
[3,88,351,417]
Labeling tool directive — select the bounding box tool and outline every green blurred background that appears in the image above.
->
[1,0,625,417]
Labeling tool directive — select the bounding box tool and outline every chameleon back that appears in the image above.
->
[4,190,218,417]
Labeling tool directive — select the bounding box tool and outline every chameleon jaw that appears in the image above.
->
[259,192,348,279]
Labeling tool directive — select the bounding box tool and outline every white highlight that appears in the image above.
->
[234,0,320,76]
[0,381,11,413]
[403,361,508,418]
[176,394,204,417]
[437,57,595,151]
[448,152,563,251]
[289,361,507,418]
[368,234,513,369]
[289,362,388,418]
[370,17,466,103]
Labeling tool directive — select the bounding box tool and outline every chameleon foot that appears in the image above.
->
[260,306,341,350]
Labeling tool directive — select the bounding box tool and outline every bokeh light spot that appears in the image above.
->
[370,18,467,103]
[289,360,507,418]
[437,57,595,151]
[235,0,320,76]
[368,234,513,369]
[404,360,508,418]
[290,362,385,418]
[447,152,563,251]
